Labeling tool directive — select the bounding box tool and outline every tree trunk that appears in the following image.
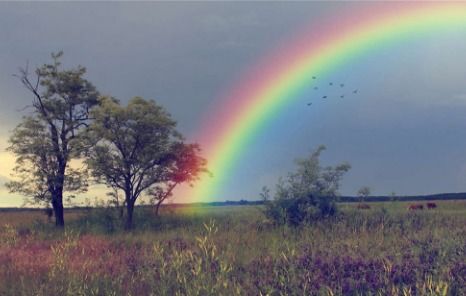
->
[125,192,134,230]
[52,195,65,228]
[117,193,124,218]
[119,206,124,218]
[54,164,66,227]
[153,183,177,216]
[155,200,163,216]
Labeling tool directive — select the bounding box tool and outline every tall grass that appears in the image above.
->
[0,201,464,295]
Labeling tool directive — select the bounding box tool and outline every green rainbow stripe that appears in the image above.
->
[189,3,466,202]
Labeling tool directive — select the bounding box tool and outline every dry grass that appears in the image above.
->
[0,200,464,295]
[0,209,84,227]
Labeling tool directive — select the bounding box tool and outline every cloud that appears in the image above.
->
[201,11,263,31]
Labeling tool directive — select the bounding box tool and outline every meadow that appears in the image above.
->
[0,200,464,296]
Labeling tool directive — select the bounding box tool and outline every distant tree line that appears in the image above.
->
[1,189,466,214]
[339,192,466,202]
[6,52,207,229]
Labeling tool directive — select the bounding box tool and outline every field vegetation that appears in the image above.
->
[0,201,464,296]
[2,52,465,296]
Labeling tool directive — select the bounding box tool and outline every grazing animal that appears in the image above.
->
[357,203,371,210]
[408,204,424,210]
[426,202,437,209]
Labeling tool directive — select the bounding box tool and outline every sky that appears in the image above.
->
[2,2,466,206]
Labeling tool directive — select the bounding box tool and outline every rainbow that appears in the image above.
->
[188,2,466,202]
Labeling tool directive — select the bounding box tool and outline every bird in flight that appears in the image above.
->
[305,75,359,106]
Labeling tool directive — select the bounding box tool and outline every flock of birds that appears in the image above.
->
[306,76,358,106]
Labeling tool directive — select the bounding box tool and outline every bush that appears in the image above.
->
[262,145,349,226]
[264,194,338,226]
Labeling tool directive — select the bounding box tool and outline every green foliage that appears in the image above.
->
[264,193,338,226]
[87,97,207,228]
[7,51,99,226]
[6,117,88,203]
[263,145,350,226]
[0,202,465,295]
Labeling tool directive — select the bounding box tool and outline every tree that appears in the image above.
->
[357,186,371,203]
[106,188,125,218]
[6,52,99,227]
[149,142,208,216]
[87,97,207,229]
[263,145,351,225]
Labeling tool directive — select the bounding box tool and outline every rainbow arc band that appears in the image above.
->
[189,3,466,202]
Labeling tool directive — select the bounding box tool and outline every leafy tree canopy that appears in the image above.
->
[7,52,99,226]
[263,145,351,226]
[87,96,207,228]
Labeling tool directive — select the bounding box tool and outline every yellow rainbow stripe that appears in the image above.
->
[189,2,466,202]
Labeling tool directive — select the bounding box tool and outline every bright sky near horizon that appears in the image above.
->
[2,2,466,207]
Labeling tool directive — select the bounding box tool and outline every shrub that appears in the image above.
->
[262,145,349,226]
[264,194,338,226]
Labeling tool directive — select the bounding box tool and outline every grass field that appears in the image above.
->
[0,200,465,295]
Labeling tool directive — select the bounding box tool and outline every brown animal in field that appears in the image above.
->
[426,202,437,209]
[408,204,424,210]
[357,203,371,210]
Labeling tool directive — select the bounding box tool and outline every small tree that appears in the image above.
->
[263,145,350,226]
[106,188,125,218]
[6,52,99,227]
[87,97,206,229]
[357,186,371,203]
[149,142,208,216]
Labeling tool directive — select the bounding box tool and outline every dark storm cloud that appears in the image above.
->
[2,2,466,205]
[0,2,333,134]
